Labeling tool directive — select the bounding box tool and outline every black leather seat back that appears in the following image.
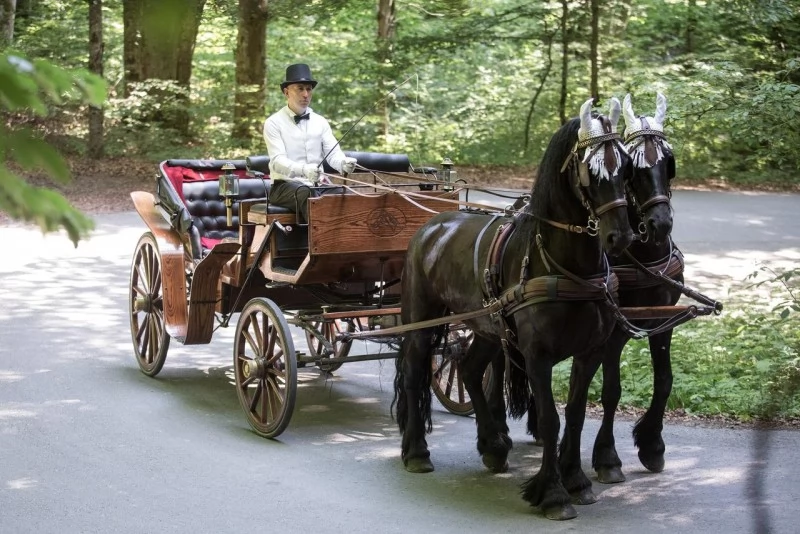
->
[182,178,271,240]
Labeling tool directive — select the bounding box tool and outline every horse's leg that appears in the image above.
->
[486,351,509,438]
[559,354,600,505]
[462,338,510,473]
[397,328,436,473]
[592,327,629,484]
[521,355,576,520]
[632,329,673,473]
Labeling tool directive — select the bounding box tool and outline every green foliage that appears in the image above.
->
[0,53,106,245]
[7,0,800,184]
[550,263,800,420]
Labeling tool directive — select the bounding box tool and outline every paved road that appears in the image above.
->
[0,190,798,533]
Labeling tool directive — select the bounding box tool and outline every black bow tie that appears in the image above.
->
[294,113,310,124]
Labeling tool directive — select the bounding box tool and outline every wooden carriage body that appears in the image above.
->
[131,154,457,347]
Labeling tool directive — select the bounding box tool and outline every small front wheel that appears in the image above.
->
[233,298,297,439]
[305,319,354,373]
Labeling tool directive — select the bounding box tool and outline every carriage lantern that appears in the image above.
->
[219,162,240,227]
[439,157,456,192]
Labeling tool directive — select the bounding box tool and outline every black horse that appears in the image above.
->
[393,98,634,520]
[582,92,683,482]
[518,93,682,484]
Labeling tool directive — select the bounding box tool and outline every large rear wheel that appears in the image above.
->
[234,298,297,439]
[129,232,170,377]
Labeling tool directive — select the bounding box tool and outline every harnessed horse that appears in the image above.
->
[393,97,634,520]
[558,92,684,485]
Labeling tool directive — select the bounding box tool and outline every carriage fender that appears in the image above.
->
[130,191,189,340]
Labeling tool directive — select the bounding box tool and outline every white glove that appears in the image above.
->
[341,157,357,176]
[302,164,320,184]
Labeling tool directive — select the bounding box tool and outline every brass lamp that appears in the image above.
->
[219,162,240,227]
[440,157,456,192]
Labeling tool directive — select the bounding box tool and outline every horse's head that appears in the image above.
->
[569,97,634,256]
[622,92,675,244]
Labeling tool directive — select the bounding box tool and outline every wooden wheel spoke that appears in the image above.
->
[249,378,263,413]
[242,325,261,358]
[444,361,457,396]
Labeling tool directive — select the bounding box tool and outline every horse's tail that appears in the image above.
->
[505,349,530,420]
[392,326,442,434]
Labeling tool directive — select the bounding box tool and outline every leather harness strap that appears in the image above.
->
[613,248,685,289]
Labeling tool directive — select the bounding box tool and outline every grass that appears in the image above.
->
[550,266,800,421]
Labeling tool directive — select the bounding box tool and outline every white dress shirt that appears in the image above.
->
[263,106,348,183]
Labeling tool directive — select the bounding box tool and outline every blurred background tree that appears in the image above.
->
[2,0,799,190]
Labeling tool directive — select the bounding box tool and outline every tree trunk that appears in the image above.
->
[589,0,599,103]
[232,0,268,144]
[559,0,569,124]
[686,0,697,54]
[0,0,17,47]
[376,0,396,143]
[122,0,206,136]
[122,0,143,97]
[88,0,104,159]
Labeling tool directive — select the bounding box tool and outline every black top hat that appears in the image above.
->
[280,63,318,90]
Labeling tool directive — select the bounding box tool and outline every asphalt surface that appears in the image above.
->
[0,190,798,533]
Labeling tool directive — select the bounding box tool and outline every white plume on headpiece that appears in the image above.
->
[578,98,623,181]
[623,92,672,169]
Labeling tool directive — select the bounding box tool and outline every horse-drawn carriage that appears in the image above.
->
[128,151,490,438]
[128,94,723,520]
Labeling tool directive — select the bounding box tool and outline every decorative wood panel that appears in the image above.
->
[308,192,457,256]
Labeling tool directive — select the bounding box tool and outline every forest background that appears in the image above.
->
[1,0,799,422]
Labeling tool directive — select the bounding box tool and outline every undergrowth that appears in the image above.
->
[551,264,800,421]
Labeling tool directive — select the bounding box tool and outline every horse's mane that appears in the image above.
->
[527,117,581,218]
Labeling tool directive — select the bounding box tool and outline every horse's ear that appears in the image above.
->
[580,98,594,133]
[609,97,621,132]
[655,92,667,126]
[622,93,637,132]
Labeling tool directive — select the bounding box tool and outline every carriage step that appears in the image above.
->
[270,265,298,276]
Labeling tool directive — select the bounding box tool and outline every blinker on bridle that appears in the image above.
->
[560,129,628,220]
[623,119,672,220]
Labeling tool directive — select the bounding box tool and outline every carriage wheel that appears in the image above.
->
[234,298,297,439]
[129,232,170,377]
[305,319,354,373]
[431,328,493,416]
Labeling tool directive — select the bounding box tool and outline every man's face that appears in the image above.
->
[284,83,314,113]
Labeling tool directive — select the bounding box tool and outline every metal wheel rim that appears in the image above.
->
[129,232,170,376]
[234,298,297,439]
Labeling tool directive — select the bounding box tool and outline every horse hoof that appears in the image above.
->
[571,487,597,505]
[543,503,578,521]
[482,454,509,473]
[639,451,665,473]
[405,457,434,473]
[596,466,626,484]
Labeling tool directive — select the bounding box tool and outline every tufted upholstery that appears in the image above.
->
[182,179,271,242]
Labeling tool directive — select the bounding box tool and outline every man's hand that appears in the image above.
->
[341,157,357,176]
[302,164,320,184]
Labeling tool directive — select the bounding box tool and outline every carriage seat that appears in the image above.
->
[158,159,280,260]
[245,151,413,176]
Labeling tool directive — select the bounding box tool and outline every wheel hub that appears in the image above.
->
[242,357,267,379]
[133,294,152,313]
